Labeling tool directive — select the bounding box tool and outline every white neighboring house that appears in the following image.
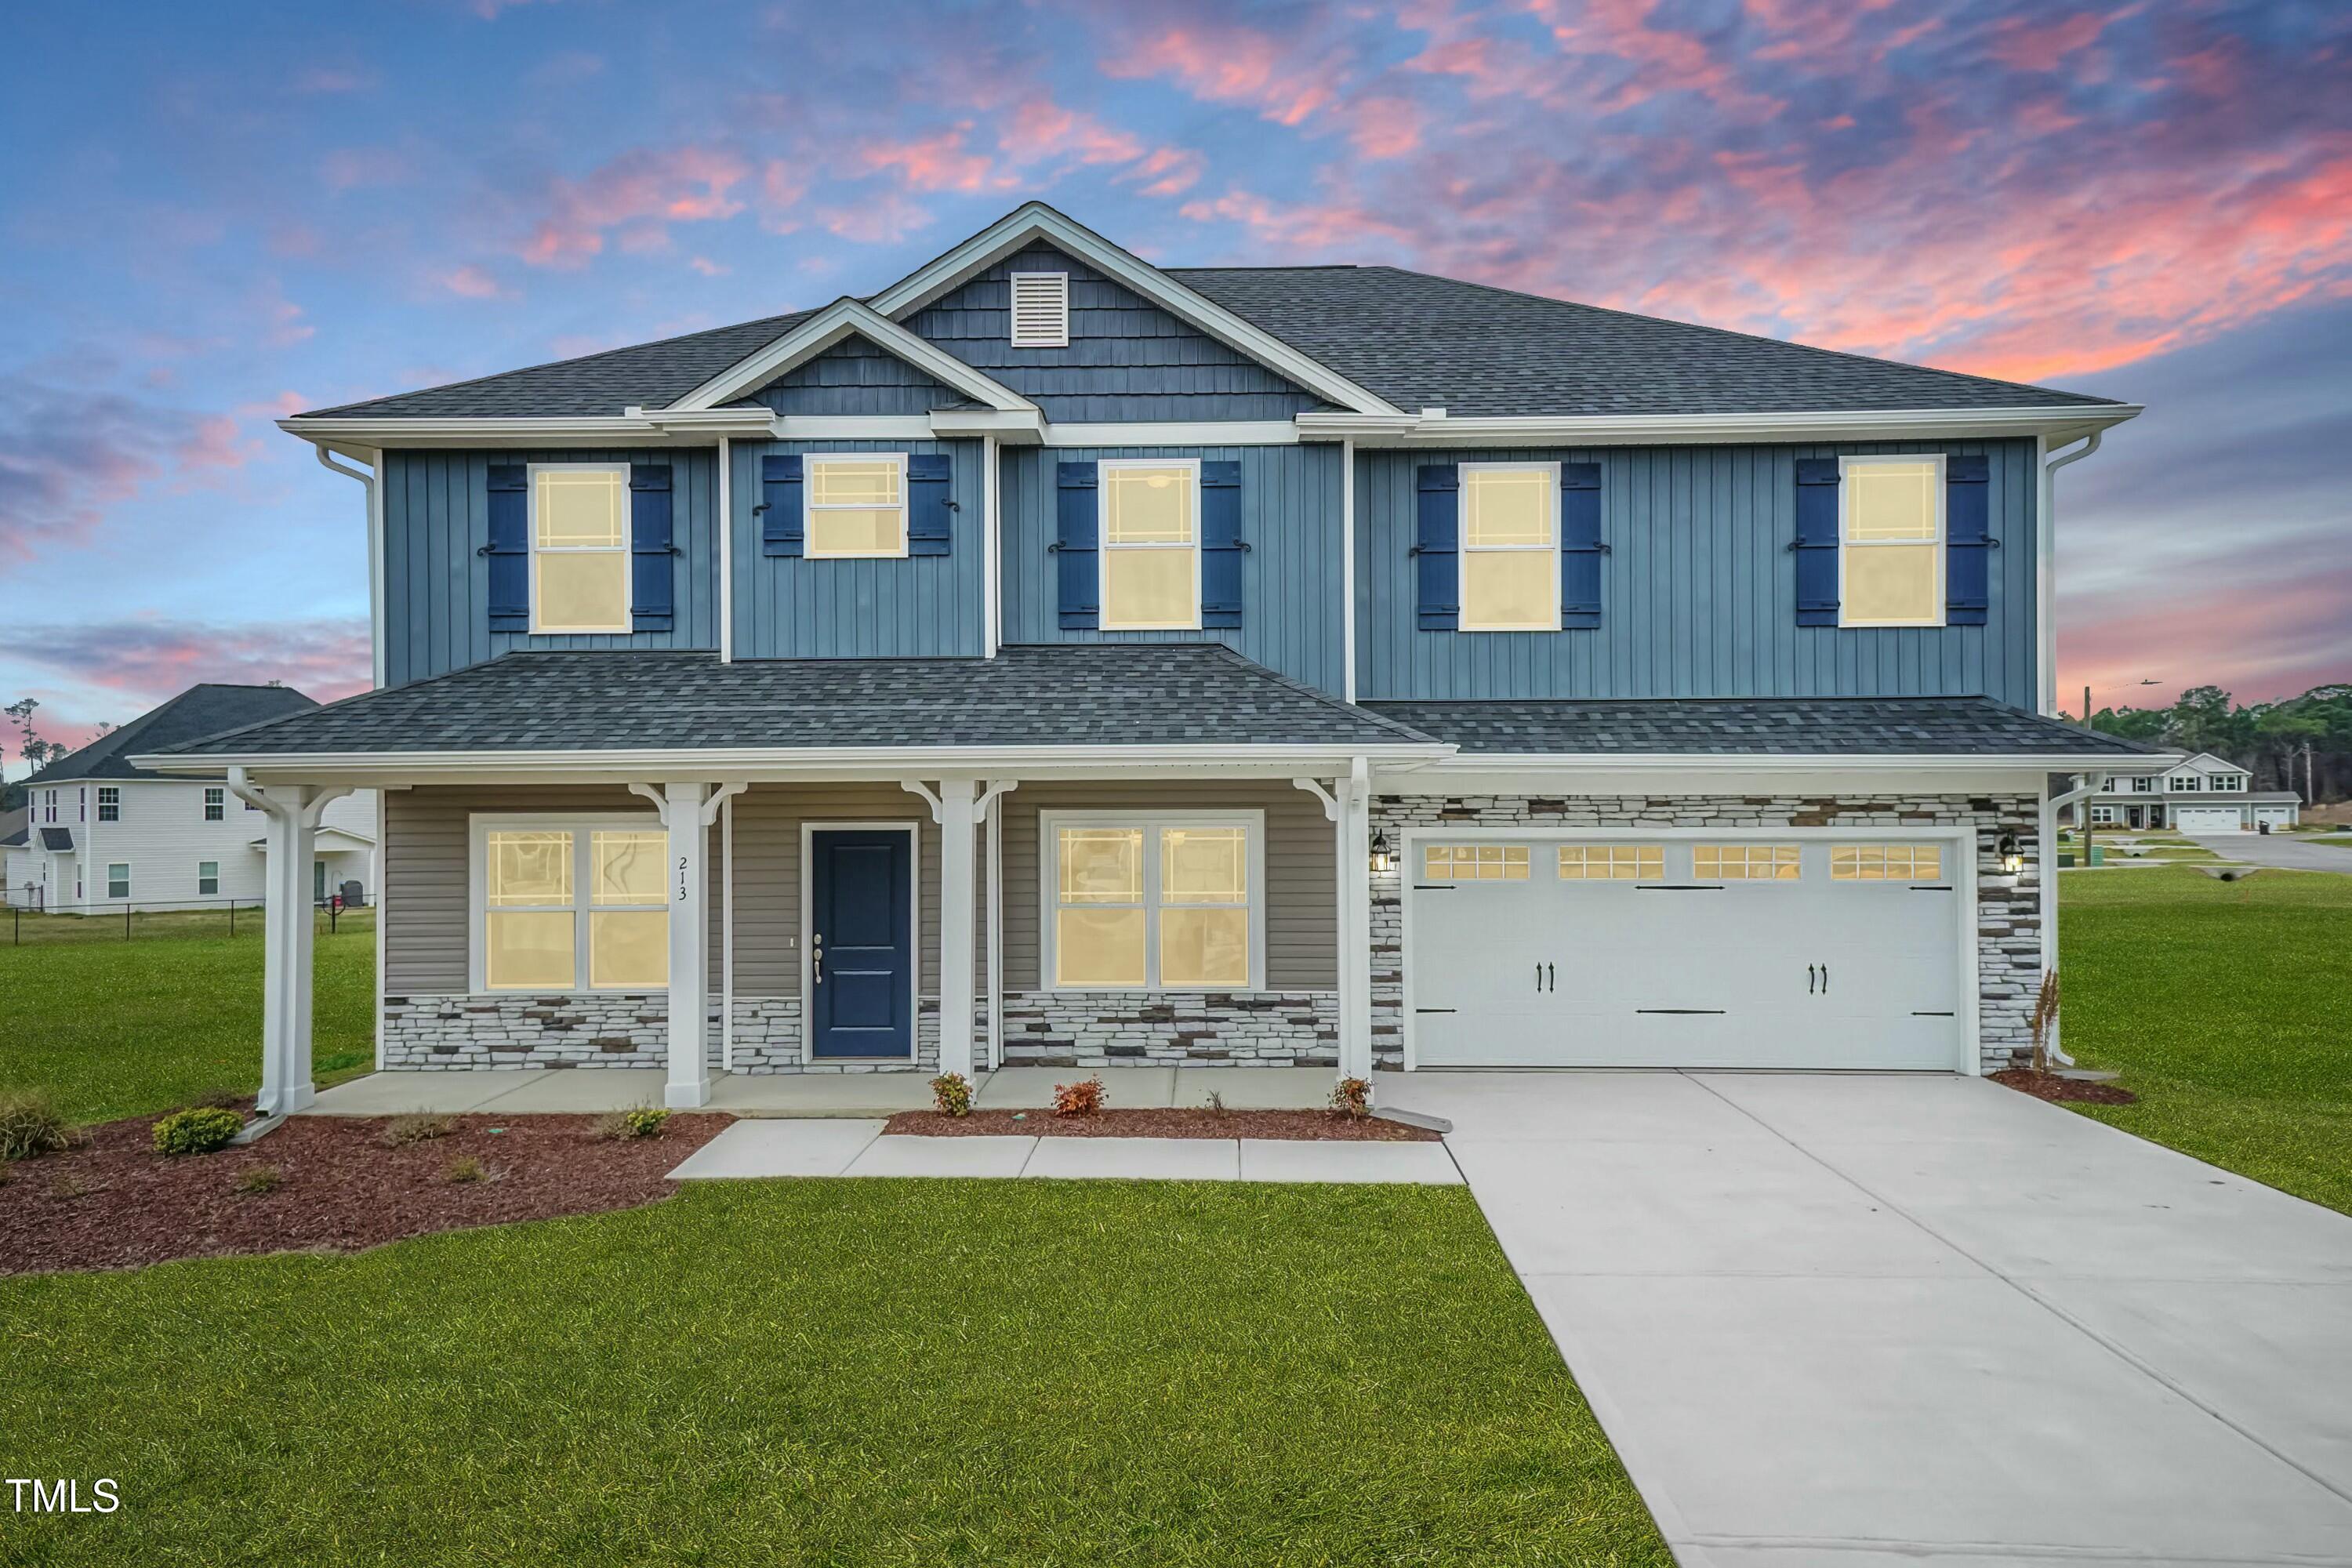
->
[2081,750,2301,833]
[7,684,376,913]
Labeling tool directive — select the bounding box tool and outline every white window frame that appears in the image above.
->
[96,786,120,822]
[2090,805,2118,824]
[1837,453,1946,630]
[1040,809,1265,993]
[197,860,220,896]
[106,861,131,900]
[1009,271,1070,348]
[204,786,225,822]
[2172,773,2201,792]
[802,452,910,561]
[1097,457,1203,632]
[526,462,633,635]
[1458,460,1560,632]
[466,812,668,995]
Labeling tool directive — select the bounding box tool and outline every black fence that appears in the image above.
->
[2,894,373,946]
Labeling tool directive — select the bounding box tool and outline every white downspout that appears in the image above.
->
[1341,437,1357,703]
[983,434,1001,659]
[718,435,734,664]
[314,445,384,690]
[2038,431,2103,718]
[721,791,735,1072]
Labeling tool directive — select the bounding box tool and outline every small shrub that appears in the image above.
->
[1330,1077,1373,1119]
[442,1154,489,1184]
[929,1073,974,1117]
[234,1165,285,1196]
[0,1091,72,1161]
[1052,1076,1107,1117]
[382,1112,456,1147]
[152,1106,244,1157]
[593,1105,671,1141]
[1205,1089,1227,1116]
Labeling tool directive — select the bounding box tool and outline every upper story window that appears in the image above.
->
[2212,772,2247,793]
[1009,272,1069,348]
[1839,456,1944,627]
[805,456,908,559]
[1460,464,1557,631]
[96,786,120,822]
[529,464,631,633]
[204,787,225,822]
[2172,773,2201,792]
[1100,460,1199,630]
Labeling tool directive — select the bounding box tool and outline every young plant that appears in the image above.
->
[2029,968,2061,1076]
[382,1112,457,1147]
[929,1073,974,1117]
[442,1154,489,1184]
[1051,1076,1107,1117]
[234,1165,285,1196]
[1204,1089,1227,1116]
[1330,1077,1374,1120]
[593,1105,671,1141]
[152,1106,244,1156]
[0,1090,72,1161]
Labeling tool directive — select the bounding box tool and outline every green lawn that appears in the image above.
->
[0,1181,1668,1566]
[2060,866,2352,1214]
[0,915,374,1123]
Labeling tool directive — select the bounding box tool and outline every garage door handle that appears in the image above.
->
[1546,962,1555,992]
[1820,963,1829,995]
[1808,963,1817,994]
[1534,962,1544,993]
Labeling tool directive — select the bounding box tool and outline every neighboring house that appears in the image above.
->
[15,684,377,913]
[0,807,27,903]
[2079,750,2302,832]
[139,201,2167,1116]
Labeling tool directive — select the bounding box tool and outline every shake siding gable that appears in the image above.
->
[738,335,979,416]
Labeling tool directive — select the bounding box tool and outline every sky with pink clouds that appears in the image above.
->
[2,0,2348,769]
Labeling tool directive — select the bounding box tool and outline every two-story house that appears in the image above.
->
[142,203,2168,1116]
[2082,751,2301,833]
[14,684,376,913]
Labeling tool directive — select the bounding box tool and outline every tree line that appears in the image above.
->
[2081,684,2351,802]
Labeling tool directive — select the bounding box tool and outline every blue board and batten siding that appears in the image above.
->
[381,449,720,687]
[729,439,986,660]
[1357,441,2039,710]
[999,444,1347,698]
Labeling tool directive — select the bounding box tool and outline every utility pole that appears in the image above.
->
[2082,684,2092,728]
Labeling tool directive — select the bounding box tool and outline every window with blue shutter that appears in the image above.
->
[1944,454,1991,626]
[1200,459,1244,628]
[760,455,804,556]
[629,464,674,631]
[1792,458,1841,626]
[1559,462,1603,629]
[1054,460,1099,629]
[906,452,953,556]
[1414,465,1460,630]
[485,464,529,631]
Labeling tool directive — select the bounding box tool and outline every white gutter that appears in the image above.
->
[2038,430,2104,717]
[314,446,385,689]
[1296,405,2142,448]
[1413,751,2173,775]
[717,435,733,665]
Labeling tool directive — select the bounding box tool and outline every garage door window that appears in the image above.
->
[1831,844,1943,881]
[1423,844,1530,881]
[1051,817,1259,990]
[1693,844,1800,881]
[1557,844,1663,880]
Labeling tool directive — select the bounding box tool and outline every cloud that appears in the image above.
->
[815,191,933,244]
[292,66,373,95]
[321,147,413,192]
[0,384,258,567]
[1098,15,1346,126]
[514,145,751,268]
[439,263,508,299]
[854,125,1005,194]
[7,616,374,708]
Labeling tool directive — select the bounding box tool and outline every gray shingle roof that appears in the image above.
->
[157,646,1439,757]
[1363,696,2164,757]
[39,827,74,851]
[0,807,24,848]
[36,684,322,783]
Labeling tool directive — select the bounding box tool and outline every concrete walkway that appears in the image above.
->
[667,1120,1461,1184]
[1410,1070,2352,1567]
[2188,830,2352,873]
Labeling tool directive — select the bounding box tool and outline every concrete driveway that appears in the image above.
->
[1399,1071,2352,1567]
[2189,831,2352,873]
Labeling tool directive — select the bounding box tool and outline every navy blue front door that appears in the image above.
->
[810,829,913,1059]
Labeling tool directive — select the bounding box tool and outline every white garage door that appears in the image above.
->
[1410,837,1965,1070]
[2176,806,2244,833]
[2255,806,2296,827]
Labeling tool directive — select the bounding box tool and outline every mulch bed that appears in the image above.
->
[1991,1069,2140,1106]
[0,1110,730,1276]
[883,1108,1441,1141]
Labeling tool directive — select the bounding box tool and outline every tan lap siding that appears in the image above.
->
[1000,780,1337,991]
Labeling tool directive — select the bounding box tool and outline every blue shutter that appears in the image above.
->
[1792,459,1840,626]
[1945,454,1991,626]
[630,464,674,632]
[1559,462,1603,629]
[760,454,803,557]
[1414,465,1459,631]
[1200,459,1244,629]
[1054,460,1098,630]
[485,465,529,631]
[906,452,953,557]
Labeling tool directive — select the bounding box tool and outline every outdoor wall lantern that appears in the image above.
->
[1370,829,1395,874]
[1997,830,2024,876]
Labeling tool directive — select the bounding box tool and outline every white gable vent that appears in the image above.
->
[1009,271,1069,348]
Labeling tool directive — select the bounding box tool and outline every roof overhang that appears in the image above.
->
[666,297,1040,415]
[1297,403,2143,448]
[1375,750,2165,796]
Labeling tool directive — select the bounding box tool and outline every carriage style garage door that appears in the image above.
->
[1410,836,1969,1071]
[2175,805,2245,833]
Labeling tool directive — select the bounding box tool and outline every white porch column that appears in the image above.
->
[663,782,713,1107]
[936,778,979,1080]
[229,770,350,1119]
[1296,761,1374,1082]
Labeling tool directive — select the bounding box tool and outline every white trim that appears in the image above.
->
[104,858,132,901]
[314,445,385,688]
[1395,823,1980,1074]
[1457,460,1560,633]
[464,811,666,996]
[524,462,633,635]
[720,793,735,1071]
[982,434,1002,658]
[1008,270,1070,349]
[802,451,911,561]
[1038,808,1266,994]
[1392,751,2162,777]
[1097,456,1203,631]
[281,414,771,448]
[864,202,1402,416]
[1298,404,2143,448]
[669,298,1039,415]
[717,435,733,664]
[1341,437,1357,703]
[1837,453,1945,630]
[797,819,920,1064]
[1049,420,1297,447]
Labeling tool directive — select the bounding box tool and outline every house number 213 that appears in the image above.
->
[677,856,688,901]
